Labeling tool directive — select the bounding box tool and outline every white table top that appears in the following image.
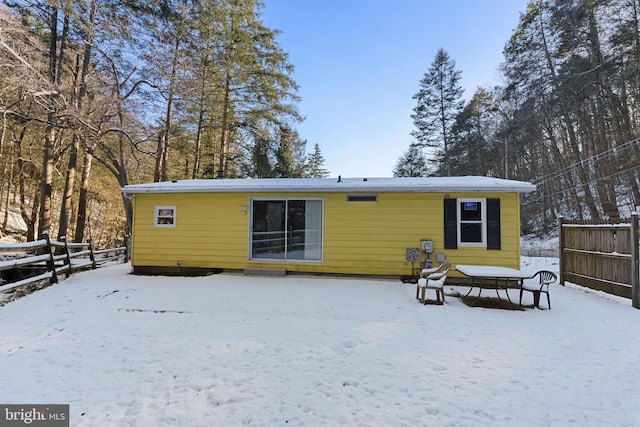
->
[456,265,534,279]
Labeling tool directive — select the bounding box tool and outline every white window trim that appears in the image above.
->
[457,198,486,247]
[154,205,176,228]
[248,197,324,263]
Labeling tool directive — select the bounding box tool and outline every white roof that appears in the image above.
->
[122,176,536,195]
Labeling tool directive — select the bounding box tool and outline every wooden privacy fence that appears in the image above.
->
[559,214,640,309]
[0,232,130,294]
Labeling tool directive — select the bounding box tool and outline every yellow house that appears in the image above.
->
[121,176,536,277]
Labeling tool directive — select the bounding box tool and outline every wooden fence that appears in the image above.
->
[0,232,129,294]
[559,214,639,309]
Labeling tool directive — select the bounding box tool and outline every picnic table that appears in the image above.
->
[455,265,535,303]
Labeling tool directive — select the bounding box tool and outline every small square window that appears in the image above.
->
[154,206,176,228]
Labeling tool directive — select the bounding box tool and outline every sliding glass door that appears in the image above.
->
[250,199,323,261]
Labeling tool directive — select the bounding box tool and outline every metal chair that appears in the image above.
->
[519,270,557,309]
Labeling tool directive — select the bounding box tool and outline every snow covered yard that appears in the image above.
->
[1,259,639,426]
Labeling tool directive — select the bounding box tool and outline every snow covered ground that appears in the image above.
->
[1,257,639,426]
[521,234,559,257]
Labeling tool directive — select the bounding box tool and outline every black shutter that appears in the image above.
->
[444,198,457,249]
[487,198,501,250]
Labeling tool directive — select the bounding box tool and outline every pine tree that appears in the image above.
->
[206,0,301,178]
[411,48,464,176]
[274,126,307,177]
[306,143,329,178]
[251,132,274,178]
[449,87,497,176]
[393,144,430,177]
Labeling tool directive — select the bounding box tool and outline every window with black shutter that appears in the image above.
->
[459,200,484,244]
[443,197,501,249]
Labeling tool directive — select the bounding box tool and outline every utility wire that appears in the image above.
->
[530,136,640,187]
[532,163,640,200]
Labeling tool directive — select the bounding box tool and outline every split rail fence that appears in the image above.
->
[0,232,130,294]
[559,213,640,309]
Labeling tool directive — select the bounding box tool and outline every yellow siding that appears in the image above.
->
[131,191,522,276]
[131,193,249,270]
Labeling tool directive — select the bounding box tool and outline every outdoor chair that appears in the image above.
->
[519,270,557,309]
[416,260,452,305]
[415,260,451,298]
[417,274,448,305]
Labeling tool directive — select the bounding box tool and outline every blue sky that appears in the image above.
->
[261,0,530,177]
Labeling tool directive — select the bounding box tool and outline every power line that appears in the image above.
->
[531,136,640,187]
[533,163,640,201]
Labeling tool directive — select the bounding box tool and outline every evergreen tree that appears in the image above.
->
[139,0,302,180]
[306,143,330,178]
[393,144,430,177]
[274,126,307,177]
[250,131,274,178]
[449,88,497,176]
[411,48,464,176]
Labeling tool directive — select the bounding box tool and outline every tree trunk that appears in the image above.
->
[28,189,39,242]
[0,116,8,236]
[1,161,13,235]
[565,116,601,219]
[192,68,207,179]
[153,131,166,182]
[217,71,232,178]
[74,147,93,243]
[38,5,60,237]
[586,4,620,221]
[154,37,180,182]
[15,126,36,240]
[59,0,95,241]
[38,119,55,236]
[58,133,79,240]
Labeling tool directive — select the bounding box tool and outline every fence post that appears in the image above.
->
[631,213,639,309]
[42,231,58,284]
[558,216,565,286]
[87,239,97,269]
[124,234,131,263]
[60,236,72,278]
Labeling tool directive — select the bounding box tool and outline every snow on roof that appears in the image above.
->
[121,176,536,195]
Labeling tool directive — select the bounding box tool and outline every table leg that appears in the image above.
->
[504,287,513,304]
[494,278,503,301]
[464,277,476,298]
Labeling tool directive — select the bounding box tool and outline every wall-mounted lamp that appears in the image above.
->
[240,205,248,215]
